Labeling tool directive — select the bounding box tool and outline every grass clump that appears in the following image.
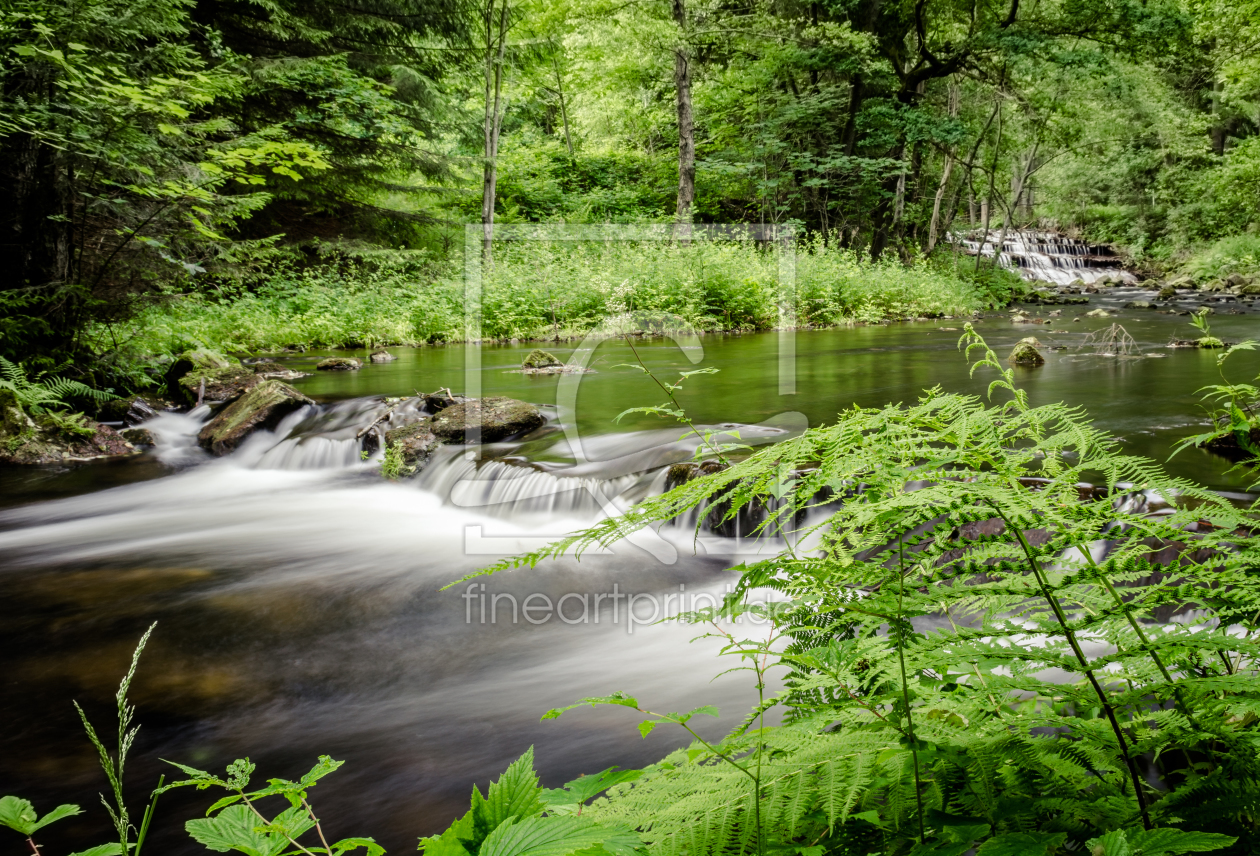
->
[108,239,1004,359]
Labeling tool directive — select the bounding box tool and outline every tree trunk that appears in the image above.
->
[927,83,961,253]
[672,0,694,242]
[481,0,510,266]
[552,51,574,157]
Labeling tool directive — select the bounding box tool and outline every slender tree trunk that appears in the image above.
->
[672,0,694,242]
[551,52,574,158]
[927,83,961,253]
[481,0,510,266]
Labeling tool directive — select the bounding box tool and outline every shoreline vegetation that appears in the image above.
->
[100,241,1025,363]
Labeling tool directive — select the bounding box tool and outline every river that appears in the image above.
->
[3,278,1259,855]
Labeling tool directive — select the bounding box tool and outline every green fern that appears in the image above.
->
[449,324,1260,856]
[0,355,115,416]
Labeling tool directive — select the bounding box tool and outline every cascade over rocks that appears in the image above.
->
[197,380,315,456]
[380,396,544,476]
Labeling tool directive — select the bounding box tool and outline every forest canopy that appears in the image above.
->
[2,0,1259,376]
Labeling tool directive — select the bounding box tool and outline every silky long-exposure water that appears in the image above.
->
[4,278,1260,854]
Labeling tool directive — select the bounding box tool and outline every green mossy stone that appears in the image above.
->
[383,420,441,471]
[197,379,315,456]
[428,397,544,443]
[522,349,562,369]
[317,357,362,371]
[1008,337,1045,366]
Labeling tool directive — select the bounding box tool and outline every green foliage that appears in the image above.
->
[0,797,83,837]
[114,239,994,358]
[462,326,1260,854]
[380,442,415,480]
[2,627,158,856]
[418,748,645,856]
[160,755,383,856]
[75,623,161,856]
[0,356,115,416]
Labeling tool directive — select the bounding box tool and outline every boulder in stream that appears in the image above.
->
[383,421,442,471]
[428,397,544,443]
[1085,308,1111,318]
[1007,337,1045,366]
[167,350,261,404]
[1124,300,1154,309]
[197,379,315,456]
[251,361,310,380]
[1157,284,1177,300]
[317,357,362,371]
[370,350,397,363]
[522,349,562,369]
[97,396,165,426]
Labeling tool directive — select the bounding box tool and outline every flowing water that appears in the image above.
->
[4,259,1260,854]
[958,230,1139,285]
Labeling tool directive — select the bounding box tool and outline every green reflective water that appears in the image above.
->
[286,308,1260,493]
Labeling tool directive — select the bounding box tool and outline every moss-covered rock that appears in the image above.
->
[428,397,544,443]
[664,459,728,490]
[1156,284,1177,300]
[369,350,396,363]
[197,380,315,456]
[316,357,362,371]
[1124,300,1154,309]
[1085,308,1111,318]
[0,391,136,464]
[177,366,261,404]
[522,349,562,369]
[1007,337,1045,366]
[383,420,442,470]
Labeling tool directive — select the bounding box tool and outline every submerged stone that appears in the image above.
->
[1085,308,1111,318]
[1008,337,1045,366]
[316,357,362,371]
[197,380,315,456]
[522,349,562,369]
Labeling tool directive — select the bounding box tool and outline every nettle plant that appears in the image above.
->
[451,324,1260,856]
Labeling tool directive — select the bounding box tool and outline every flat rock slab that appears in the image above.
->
[428,397,544,443]
[317,357,362,371]
[198,380,315,456]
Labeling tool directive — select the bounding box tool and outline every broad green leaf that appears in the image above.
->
[1086,830,1132,856]
[67,845,124,856]
[558,769,642,806]
[483,748,545,828]
[1127,829,1237,855]
[330,837,385,856]
[541,694,640,722]
[0,797,41,835]
[479,817,642,856]
[30,803,84,833]
[976,833,1067,856]
[636,721,657,738]
[186,804,312,856]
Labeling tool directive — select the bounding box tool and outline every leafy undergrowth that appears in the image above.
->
[105,240,1000,358]
[452,326,1260,855]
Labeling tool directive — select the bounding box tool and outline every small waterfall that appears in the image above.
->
[957,230,1138,286]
